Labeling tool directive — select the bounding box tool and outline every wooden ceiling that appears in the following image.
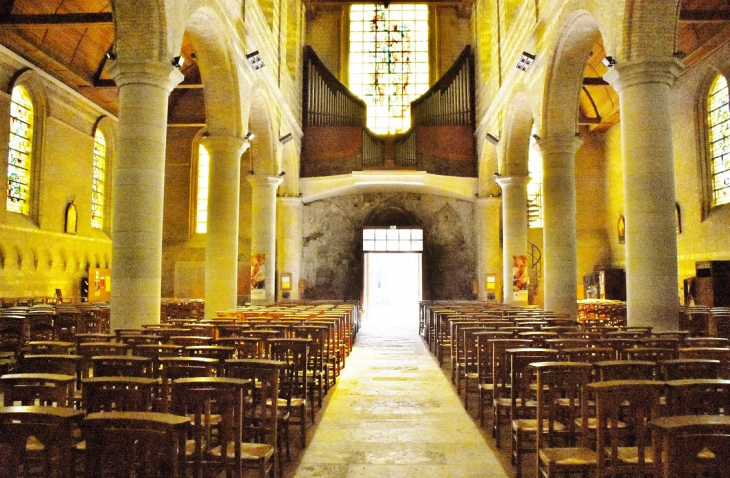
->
[0,0,727,128]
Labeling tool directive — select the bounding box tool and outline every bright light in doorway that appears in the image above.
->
[363,227,423,252]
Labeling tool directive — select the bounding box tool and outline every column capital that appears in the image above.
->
[603,58,684,92]
[247,174,284,189]
[108,59,184,92]
[537,135,582,156]
[277,196,303,206]
[200,135,249,156]
[496,175,531,189]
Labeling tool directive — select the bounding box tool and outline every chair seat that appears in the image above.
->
[575,417,626,429]
[465,372,479,379]
[539,447,598,466]
[185,438,208,456]
[187,413,222,426]
[479,383,494,391]
[611,446,654,464]
[210,441,275,460]
[513,418,566,433]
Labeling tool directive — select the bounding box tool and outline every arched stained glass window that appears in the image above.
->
[196,144,210,233]
[527,131,543,228]
[349,4,429,135]
[91,129,106,229]
[709,74,730,207]
[7,86,33,215]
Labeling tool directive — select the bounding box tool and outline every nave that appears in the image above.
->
[290,305,508,478]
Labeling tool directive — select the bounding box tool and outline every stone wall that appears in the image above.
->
[300,192,478,301]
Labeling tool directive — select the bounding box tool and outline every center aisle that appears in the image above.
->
[293,305,510,478]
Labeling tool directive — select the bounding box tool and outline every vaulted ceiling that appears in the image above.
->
[0,0,727,130]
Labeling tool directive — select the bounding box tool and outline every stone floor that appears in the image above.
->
[287,306,511,478]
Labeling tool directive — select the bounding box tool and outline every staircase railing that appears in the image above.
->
[303,46,367,127]
[528,241,541,291]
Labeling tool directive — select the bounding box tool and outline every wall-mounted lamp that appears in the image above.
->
[601,56,617,68]
[493,172,501,178]
[247,50,265,70]
[516,51,536,71]
[105,51,116,61]
[172,56,184,68]
[531,134,540,141]
[486,133,500,145]
[279,133,293,144]
[279,171,286,177]
[244,132,255,141]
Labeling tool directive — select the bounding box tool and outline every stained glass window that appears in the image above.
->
[709,75,730,207]
[6,86,33,215]
[196,144,210,233]
[349,4,429,135]
[91,129,106,229]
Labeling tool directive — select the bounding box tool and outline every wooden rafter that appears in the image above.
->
[679,8,730,23]
[0,13,113,28]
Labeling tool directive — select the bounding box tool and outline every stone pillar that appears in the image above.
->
[497,176,530,305]
[203,136,248,318]
[108,60,183,330]
[605,59,683,331]
[277,197,303,300]
[539,136,581,319]
[474,197,502,301]
[247,175,283,304]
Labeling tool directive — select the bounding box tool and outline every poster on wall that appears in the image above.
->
[251,253,265,300]
[513,255,529,302]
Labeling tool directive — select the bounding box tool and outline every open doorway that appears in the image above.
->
[364,252,422,326]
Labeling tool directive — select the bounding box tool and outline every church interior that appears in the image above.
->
[0,0,729,477]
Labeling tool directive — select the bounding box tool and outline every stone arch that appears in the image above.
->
[43,249,53,270]
[363,205,421,227]
[501,92,534,177]
[619,0,682,61]
[182,5,245,138]
[111,0,170,62]
[542,10,603,139]
[247,88,278,176]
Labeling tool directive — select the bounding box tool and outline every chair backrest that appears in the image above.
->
[82,376,157,412]
[0,315,25,356]
[158,356,219,411]
[508,348,560,418]
[81,411,190,478]
[268,338,310,401]
[491,339,532,399]
[660,359,720,380]
[91,355,153,377]
[589,380,665,476]
[533,362,593,450]
[560,346,614,363]
[623,346,678,361]
[664,378,730,415]
[171,377,250,478]
[1,372,75,407]
[20,354,82,391]
[593,360,656,381]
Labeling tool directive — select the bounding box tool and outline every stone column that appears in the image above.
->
[497,176,530,305]
[108,60,183,330]
[605,59,683,331]
[203,136,248,318]
[247,175,283,304]
[474,197,502,301]
[277,197,303,300]
[539,136,581,319]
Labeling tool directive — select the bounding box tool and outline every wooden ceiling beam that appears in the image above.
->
[0,13,113,28]
[679,9,730,23]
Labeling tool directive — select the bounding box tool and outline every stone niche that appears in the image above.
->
[301,192,477,301]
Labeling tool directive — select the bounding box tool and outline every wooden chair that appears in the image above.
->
[533,362,597,478]
[0,406,85,478]
[679,347,730,378]
[593,360,656,381]
[508,348,560,478]
[158,356,219,412]
[81,376,157,412]
[133,343,185,376]
[81,411,189,478]
[91,355,154,377]
[650,414,730,478]
[292,325,329,405]
[19,354,83,403]
[491,338,532,441]
[0,315,25,357]
[78,341,129,378]
[1,373,75,407]
[664,378,730,415]
[659,358,720,380]
[27,312,55,341]
[25,340,75,355]
[589,380,665,477]
[171,377,251,478]
[221,359,284,478]
[473,332,515,425]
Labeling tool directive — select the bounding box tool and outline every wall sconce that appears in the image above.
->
[531,134,540,141]
[493,172,501,178]
[279,133,293,144]
[247,50,265,70]
[172,56,184,68]
[105,51,116,60]
[279,171,286,177]
[244,132,255,141]
[601,56,617,68]
[516,51,536,71]
[486,133,500,145]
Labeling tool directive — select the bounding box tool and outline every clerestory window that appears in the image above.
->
[195,144,210,234]
[349,4,429,135]
[91,129,106,229]
[708,74,730,207]
[6,85,33,215]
